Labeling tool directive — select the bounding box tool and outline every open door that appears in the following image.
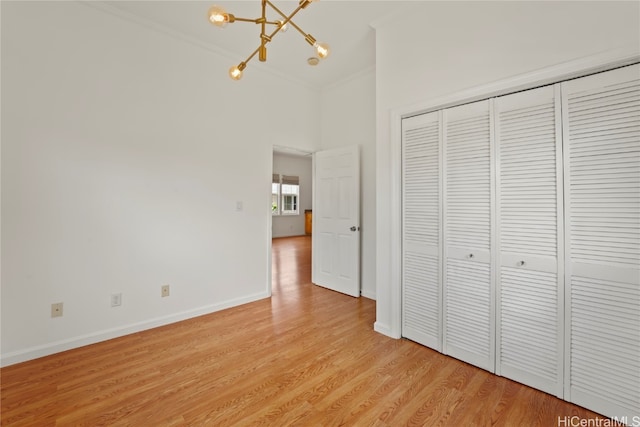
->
[312,146,360,297]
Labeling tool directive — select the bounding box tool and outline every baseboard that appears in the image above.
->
[0,291,270,367]
[272,233,308,239]
[374,321,400,339]
[361,289,376,300]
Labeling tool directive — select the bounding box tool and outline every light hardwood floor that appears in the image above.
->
[2,235,601,426]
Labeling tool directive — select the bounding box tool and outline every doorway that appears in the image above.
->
[271,146,314,296]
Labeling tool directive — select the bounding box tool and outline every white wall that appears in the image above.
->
[0,1,320,365]
[373,1,640,337]
[272,153,312,238]
[320,69,377,299]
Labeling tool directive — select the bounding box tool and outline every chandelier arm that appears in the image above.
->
[259,0,267,61]
[232,17,263,24]
[266,0,308,38]
[242,45,262,67]
[261,0,267,40]
[226,17,281,26]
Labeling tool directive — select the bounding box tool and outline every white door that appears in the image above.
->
[442,99,495,372]
[495,84,564,397]
[401,111,443,351]
[563,64,640,421]
[312,146,360,297]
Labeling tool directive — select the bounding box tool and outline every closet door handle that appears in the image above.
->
[517,260,526,267]
[467,253,474,259]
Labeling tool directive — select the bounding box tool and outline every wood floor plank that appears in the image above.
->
[1,236,603,426]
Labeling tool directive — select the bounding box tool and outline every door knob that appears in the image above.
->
[350,226,359,232]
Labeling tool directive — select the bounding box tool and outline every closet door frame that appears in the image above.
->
[388,48,638,347]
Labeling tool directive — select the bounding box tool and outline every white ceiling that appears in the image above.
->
[103,1,412,89]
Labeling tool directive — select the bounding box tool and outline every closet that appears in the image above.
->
[401,63,639,421]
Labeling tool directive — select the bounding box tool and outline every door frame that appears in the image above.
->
[268,145,314,296]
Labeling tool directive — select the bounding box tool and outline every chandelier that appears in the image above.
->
[207,0,330,80]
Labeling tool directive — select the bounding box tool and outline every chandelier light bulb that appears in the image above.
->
[229,65,244,80]
[315,42,330,59]
[277,20,289,32]
[208,6,228,27]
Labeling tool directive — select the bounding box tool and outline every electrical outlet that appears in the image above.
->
[51,302,63,318]
[111,293,122,307]
[161,285,170,297]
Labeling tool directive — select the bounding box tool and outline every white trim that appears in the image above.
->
[267,150,274,299]
[488,97,497,374]
[554,82,566,400]
[361,288,376,300]
[373,321,397,338]
[561,78,573,401]
[494,96,503,376]
[441,107,449,354]
[385,48,640,340]
[311,153,317,285]
[0,291,270,367]
[389,109,403,338]
[437,109,444,352]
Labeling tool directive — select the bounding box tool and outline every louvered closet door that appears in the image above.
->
[402,111,442,350]
[495,84,564,397]
[443,100,495,371]
[563,64,640,421]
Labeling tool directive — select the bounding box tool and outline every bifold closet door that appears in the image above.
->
[443,100,495,371]
[563,64,640,421]
[495,84,564,397]
[402,111,442,351]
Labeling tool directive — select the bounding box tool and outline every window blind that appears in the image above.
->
[282,175,299,185]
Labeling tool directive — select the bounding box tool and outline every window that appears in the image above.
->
[272,174,300,215]
[281,184,299,215]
